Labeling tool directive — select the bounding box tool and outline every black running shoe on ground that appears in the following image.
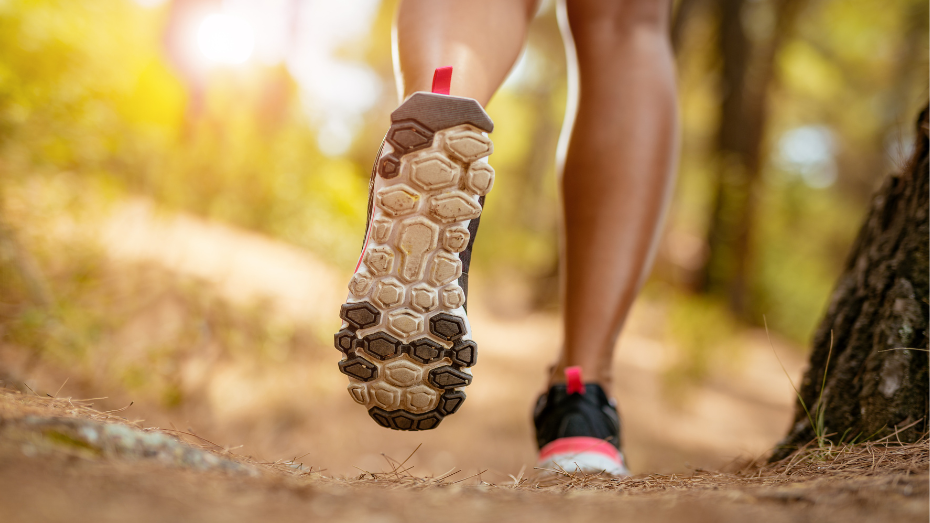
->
[334,67,494,431]
[534,366,630,475]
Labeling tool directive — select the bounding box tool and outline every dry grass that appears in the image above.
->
[0,384,138,426]
[525,439,929,492]
[2,385,926,493]
[2,386,927,523]
[314,438,928,495]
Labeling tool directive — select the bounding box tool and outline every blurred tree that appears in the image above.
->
[671,0,706,52]
[0,0,925,358]
[690,0,804,317]
[773,107,929,459]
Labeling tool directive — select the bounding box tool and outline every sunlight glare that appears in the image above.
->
[197,14,255,65]
[776,125,837,188]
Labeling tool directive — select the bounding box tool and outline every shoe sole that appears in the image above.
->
[537,453,631,477]
[335,92,494,431]
[537,436,630,476]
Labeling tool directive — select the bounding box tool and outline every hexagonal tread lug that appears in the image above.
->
[334,328,356,354]
[464,163,495,196]
[340,302,381,330]
[441,226,470,253]
[348,272,375,297]
[409,152,460,191]
[339,356,379,382]
[402,384,440,413]
[375,184,421,217]
[367,409,444,432]
[368,407,393,428]
[347,383,369,405]
[429,313,466,341]
[378,155,400,179]
[383,359,423,387]
[387,120,434,153]
[360,331,402,361]
[441,285,466,309]
[370,217,393,243]
[428,366,472,389]
[407,338,445,364]
[387,120,433,154]
[428,192,482,224]
[387,309,424,338]
[371,278,405,310]
[450,339,478,367]
[363,246,395,276]
[428,252,462,287]
[388,411,418,431]
[437,391,466,416]
[410,284,438,313]
[444,129,493,162]
[413,412,443,431]
[370,382,403,410]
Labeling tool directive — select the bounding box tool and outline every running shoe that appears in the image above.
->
[534,366,630,476]
[333,67,494,431]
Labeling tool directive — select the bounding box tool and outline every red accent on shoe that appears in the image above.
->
[354,224,373,273]
[538,437,622,464]
[431,66,452,95]
[565,366,585,395]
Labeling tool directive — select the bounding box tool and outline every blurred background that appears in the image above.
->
[0,0,926,478]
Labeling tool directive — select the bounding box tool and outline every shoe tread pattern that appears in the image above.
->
[335,94,494,430]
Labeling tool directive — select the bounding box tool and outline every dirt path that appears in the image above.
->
[1,389,926,523]
[7,200,925,521]
[76,201,806,476]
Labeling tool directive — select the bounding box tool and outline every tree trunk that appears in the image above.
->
[695,0,801,319]
[772,107,930,461]
[696,0,751,302]
[670,0,706,53]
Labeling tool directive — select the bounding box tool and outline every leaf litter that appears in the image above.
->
[1,386,926,523]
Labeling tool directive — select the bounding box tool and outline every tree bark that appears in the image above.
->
[772,107,930,461]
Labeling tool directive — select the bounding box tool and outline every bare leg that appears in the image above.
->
[394,0,538,105]
[552,0,679,387]
[394,0,678,390]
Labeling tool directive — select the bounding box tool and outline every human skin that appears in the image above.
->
[393,0,679,389]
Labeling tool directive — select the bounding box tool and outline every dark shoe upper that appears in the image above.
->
[533,383,622,451]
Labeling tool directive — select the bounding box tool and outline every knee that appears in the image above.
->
[565,0,671,47]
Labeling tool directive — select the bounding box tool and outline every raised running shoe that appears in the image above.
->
[333,67,494,431]
[534,366,631,476]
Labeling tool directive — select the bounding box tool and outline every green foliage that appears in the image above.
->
[671,0,927,346]
[0,0,925,407]
[0,0,368,268]
[749,174,863,341]
[662,292,741,398]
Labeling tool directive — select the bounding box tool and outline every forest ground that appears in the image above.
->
[0,201,927,522]
[1,388,926,523]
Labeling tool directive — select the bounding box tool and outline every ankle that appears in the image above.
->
[547,364,613,392]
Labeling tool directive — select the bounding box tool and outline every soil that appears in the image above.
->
[1,202,927,522]
[0,389,927,523]
[2,200,814,479]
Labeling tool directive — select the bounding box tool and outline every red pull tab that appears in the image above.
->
[431,66,452,95]
[565,366,586,395]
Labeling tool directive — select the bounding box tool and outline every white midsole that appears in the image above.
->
[537,452,631,477]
